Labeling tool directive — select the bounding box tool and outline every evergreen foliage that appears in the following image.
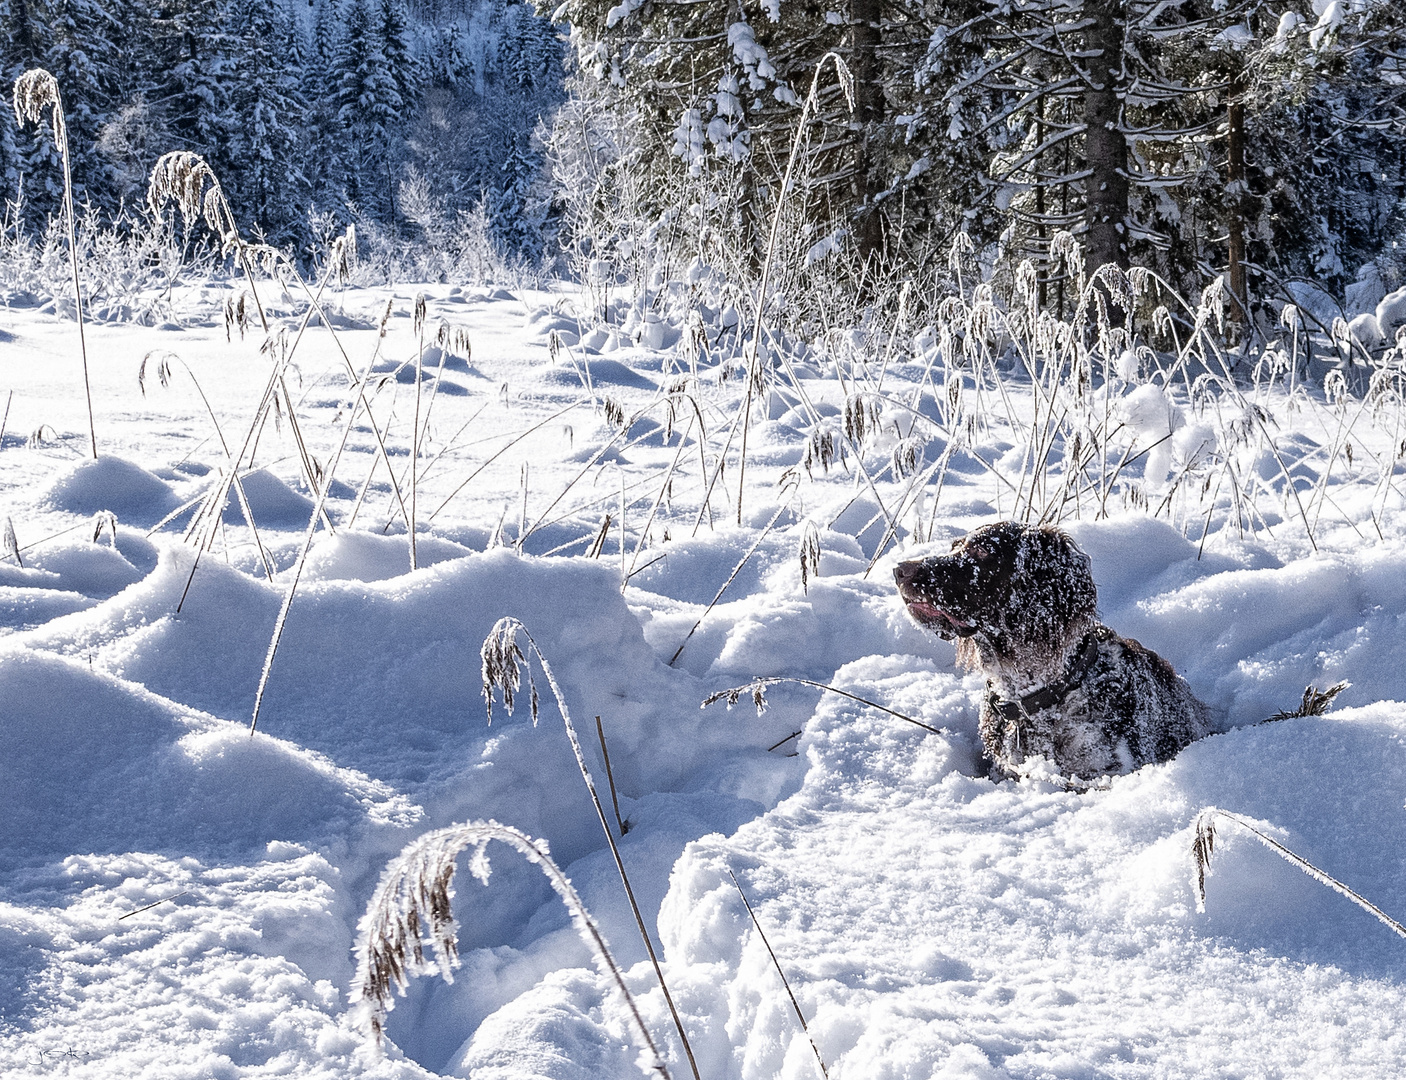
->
[554,0,1405,313]
[0,0,1398,309]
[2,0,564,259]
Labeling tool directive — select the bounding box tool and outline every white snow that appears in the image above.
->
[4,277,1406,1079]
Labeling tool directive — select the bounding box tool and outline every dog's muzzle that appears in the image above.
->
[894,561,977,637]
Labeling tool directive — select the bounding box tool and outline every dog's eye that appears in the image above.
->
[968,545,990,560]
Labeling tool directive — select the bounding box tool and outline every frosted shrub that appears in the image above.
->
[347,197,537,288]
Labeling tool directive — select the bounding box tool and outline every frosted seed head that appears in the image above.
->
[147,151,225,234]
[3,517,20,568]
[799,520,821,593]
[480,617,541,726]
[13,69,64,146]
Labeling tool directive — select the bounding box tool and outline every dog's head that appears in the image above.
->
[894,522,1097,679]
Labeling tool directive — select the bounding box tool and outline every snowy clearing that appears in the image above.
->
[3,281,1406,1080]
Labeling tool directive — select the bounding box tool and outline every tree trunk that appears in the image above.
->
[1082,0,1129,275]
[1226,73,1248,331]
[1036,95,1048,309]
[851,0,884,269]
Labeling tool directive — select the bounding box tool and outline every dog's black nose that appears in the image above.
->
[894,560,920,587]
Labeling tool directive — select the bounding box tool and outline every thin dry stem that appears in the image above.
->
[481,618,702,1080]
[14,68,96,458]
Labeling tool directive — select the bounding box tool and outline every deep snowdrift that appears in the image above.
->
[3,283,1406,1078]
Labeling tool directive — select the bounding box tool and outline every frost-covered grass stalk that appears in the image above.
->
[351,819,669,1078]
[543,181,1406,567]
[1192,807,1406,939]
[704,675,942,735]
[735,52,855,526]
[247,305,404,733]
[728,869,829,1080]
[138,350,275,581]
[481,617,702,1080]
[13,69,97,459]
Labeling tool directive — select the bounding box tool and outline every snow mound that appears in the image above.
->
[444,969,639,1079]
[20,533,156,598]
[1378,286,1406,337]
[648,666,1406,1078]
[0,847,431,1078]
[41,455,183,525]
[542,358,657,391]
[0,648,418,868]
[420,344,484,376]
[301,530,478,582]
[224,468,315,527]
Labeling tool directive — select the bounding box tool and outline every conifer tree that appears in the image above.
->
[380,0,420,116]
[304,0,344,212]
[335,0,402,214]
[225,0,309,241]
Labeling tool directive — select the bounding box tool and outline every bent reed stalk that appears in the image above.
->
[13,69,97,459]
[351,819,669,1078]
[1192,806,1406,939]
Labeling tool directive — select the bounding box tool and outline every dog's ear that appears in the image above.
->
[1000,526,1097,669]
[1040,526,1097,627]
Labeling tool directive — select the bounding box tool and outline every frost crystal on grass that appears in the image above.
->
[3,517,21,568]
[799,520,821,593]
[147,151,227,237]
[1267,682,1350,721]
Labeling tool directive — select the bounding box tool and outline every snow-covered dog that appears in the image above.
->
[894,521,1209,779]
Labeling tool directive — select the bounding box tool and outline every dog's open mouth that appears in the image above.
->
[903,598,977,637]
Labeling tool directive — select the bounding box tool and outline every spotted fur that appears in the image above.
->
[894,521,1209,779]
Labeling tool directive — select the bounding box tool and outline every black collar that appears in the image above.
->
[989,633,1101,723]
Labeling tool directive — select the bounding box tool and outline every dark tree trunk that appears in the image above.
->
[1082,0,1129,275]
[1226,74,1248,331]
[1036,94,1048,309]
[851,0,884,269]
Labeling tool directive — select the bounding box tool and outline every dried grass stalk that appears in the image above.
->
[703,675,942,735]
[1191,806,1406,938]
[735,52,855,525]
[13,69,96,458]
[148,151,269,333]
[1266,682,1349,721]
[728,869,828,1080]
[351,819,667,1078]
[481,618,702,1080]
[798,521,821,594]
[3,517,21,567]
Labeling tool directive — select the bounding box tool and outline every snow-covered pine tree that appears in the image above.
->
[150,0,237,188]
[28,0,129,209]
[224,0,309,242]
[1227,0,1406,307]
[380,0,421,121]
[553,0,868,264]
[421,18,473,90]
[913,0,1406,316]
[304,0,345,215]
[0,0,44,202]
[334,0,403,215]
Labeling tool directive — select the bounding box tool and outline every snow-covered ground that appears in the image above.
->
[3,279,1406,1079]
